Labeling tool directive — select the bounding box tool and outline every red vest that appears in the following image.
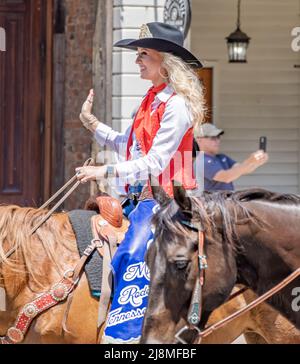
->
[126,93,196,197]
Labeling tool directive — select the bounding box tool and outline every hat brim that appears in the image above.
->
[114,38,203,69]
[208,130,225,137]
[196,130,225,138]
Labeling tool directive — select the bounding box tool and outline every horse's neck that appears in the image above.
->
[234,209,300,330]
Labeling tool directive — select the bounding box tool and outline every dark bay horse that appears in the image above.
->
[141,185,300,344]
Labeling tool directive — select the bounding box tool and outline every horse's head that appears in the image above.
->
[141,184,238,344]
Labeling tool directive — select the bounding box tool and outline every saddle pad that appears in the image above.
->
[67,210,103,295]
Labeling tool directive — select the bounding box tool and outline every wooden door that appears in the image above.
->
[0,0,47,206]
[197,67,213,123]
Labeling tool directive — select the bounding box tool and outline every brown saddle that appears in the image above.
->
[95,196,123,228]
[85,185,153,229]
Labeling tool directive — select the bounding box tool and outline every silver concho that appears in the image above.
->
[7,327,24,344]
[23,303,38,318]
[51,283,69,302]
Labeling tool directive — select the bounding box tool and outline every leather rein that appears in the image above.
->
[2,158,94,262]
[175,220,300,344]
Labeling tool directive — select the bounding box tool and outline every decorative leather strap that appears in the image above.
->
[1,277,77,344]
[0,239,103,344]
[187,231,207,326]
[62,215,120,336]
[90,215,119,337]
[97,241,114,331]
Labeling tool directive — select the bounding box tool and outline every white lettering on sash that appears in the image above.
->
[123,262,150,282]
[118,285,149,307]
[107,307,147,327]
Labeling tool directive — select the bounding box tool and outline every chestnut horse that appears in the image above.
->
[141,185,300,344]
[1,196,299,344]
[202,287,300,344]
[0,203,129,344]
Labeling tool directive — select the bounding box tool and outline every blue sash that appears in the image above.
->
[102,199,158,343]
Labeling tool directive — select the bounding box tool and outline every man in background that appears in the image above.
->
[194,123,269,191]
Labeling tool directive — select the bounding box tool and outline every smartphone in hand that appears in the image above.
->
[259,136,267,152]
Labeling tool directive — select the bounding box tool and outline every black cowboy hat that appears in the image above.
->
[114,22,203,69]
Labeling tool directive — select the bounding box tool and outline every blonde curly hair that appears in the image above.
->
[161,52,207,127]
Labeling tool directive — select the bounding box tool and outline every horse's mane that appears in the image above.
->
[0,192,108,288]
[153,188,300,251]
[0,204,77,287]
[217,188,300,205]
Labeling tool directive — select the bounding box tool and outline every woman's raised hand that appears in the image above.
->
[79,89,100,132]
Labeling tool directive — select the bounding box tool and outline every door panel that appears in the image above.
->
[0,0,45,206]
[197,67,213,123]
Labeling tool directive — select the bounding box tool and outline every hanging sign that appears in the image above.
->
[164,0,192,39]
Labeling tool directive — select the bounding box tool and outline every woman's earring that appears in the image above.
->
[159,67,169,81]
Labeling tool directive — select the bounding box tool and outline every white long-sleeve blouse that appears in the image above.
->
[94,84,193,188]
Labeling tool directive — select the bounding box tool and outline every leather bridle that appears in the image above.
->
[174,220,207,344]
[174,219,300,344]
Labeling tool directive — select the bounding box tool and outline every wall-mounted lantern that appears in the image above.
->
[226,0,250,63]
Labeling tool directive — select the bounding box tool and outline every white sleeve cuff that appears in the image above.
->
[94,123,113,147]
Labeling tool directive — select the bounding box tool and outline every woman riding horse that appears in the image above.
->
[75,22,206,343]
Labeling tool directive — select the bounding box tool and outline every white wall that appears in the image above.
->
[113,0,165,133]
[191,0,300,193]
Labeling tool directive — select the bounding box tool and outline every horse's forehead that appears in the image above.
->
[158,229,197,255]
[165,242,193,257]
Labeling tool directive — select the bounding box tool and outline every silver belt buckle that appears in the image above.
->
[128,192,139,200]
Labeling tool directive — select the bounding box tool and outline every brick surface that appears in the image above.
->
[63,0,97,210]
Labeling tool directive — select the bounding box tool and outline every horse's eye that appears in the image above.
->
[174,260,189,270]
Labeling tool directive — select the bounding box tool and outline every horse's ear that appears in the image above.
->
[173,181,192,213]
[149,175,170,206]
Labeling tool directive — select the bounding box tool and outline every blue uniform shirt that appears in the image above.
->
[203,153,236,191]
